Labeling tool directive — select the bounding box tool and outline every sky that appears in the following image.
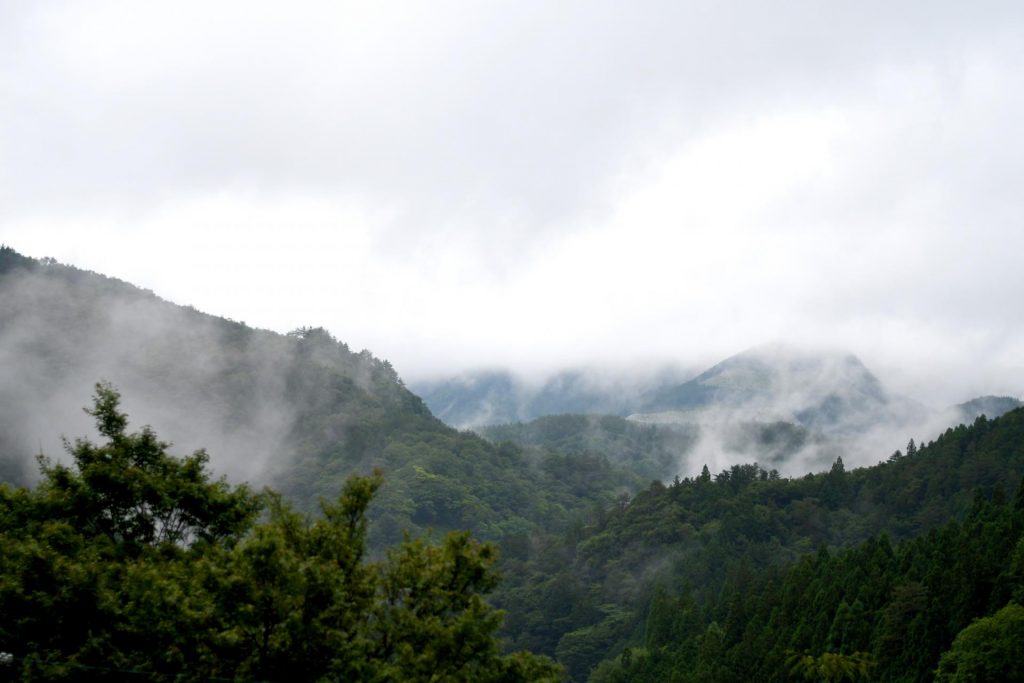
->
[2,0,1023,405]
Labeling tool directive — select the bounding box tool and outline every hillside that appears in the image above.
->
[591,485,1024,682]
[481,415,699,482]
[5,245,1023,682]
[491,407,1024,680]
[479,414,825,483]
[0,245,417,485]
[0,246,640,545]
[954,394,1022,423]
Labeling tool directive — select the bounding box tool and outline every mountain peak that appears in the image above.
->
[638,344,896,433]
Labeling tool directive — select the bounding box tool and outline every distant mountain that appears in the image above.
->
[954,395,1022,423]
[418,345,927,436]
[423,344,951,475]
[634,343,927,435]
[411,371,526,427]
[412,366,694,428]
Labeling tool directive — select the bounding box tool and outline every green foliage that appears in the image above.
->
[491,408,1024,681]
[574,473,1024,682]
[0,246,641,561]
[36,382,261,550]
[0,386,561,681]
[935,602,1024,682]
[8,247,1024,682]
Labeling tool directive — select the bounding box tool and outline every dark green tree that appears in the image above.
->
[38,381,261,550]
[935,602,1024,682]
[0,385,562,682]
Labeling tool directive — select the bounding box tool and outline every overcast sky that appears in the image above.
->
[2,1,1022,404]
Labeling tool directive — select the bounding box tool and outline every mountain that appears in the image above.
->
[478,414,829,482]
[412,366,694,428]
[953,394,1022,423]
[0,245,417,487]
[0,246,640,546]
[494,406,1024,680]
[6,245,1024,681]
[412,370,527,427]
[421,345,938,475]
[417,345,928,437]
[634,342,924,434]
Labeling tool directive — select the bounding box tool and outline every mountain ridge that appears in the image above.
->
[0,245,640,547]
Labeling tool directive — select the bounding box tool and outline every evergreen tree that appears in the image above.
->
[0,385,561,682]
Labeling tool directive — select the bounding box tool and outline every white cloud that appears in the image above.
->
[2,1,1023,404]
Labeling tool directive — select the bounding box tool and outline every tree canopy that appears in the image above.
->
[0,384,561,681]
[935,602,1024,682]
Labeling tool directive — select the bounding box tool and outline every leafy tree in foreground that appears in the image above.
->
[38,382,262,550]
[934,602,1024,682]
[0,384,561,682]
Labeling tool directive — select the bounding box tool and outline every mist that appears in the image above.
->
[411,363,698,429]
[3,2,1023,404]
[426,343,1021,481]
[0,260,305,484]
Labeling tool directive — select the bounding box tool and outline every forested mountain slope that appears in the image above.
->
[6,245,1023,682]
[480,415,699,482]
[0,245,414,486]
[591,479,1024,682]
[480,414,827,483]
[634,344,908,430]
[492,408,1024,680]
[954,395,1022,423]
[0,246,641,546]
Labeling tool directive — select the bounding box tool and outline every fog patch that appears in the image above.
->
[444,343,1018,481]
[0,260,302,483]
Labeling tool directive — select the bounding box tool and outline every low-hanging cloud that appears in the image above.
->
[0,263,304,484]
[2,1,1023,404]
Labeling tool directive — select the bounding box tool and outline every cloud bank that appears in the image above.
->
[2,1,1023,405]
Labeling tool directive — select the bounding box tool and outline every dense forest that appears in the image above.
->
[490,409,1024,680]
[2,246,1023,681]
[589,486,1024,682]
